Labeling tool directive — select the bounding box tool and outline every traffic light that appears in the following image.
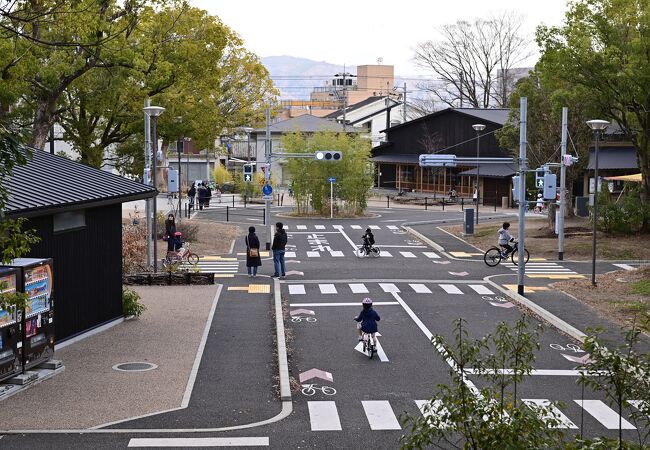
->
[314,151,342,161]
[243,164,253,183]
[535,168,547,189]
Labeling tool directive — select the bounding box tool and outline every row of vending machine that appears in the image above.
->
[0,258,55,382]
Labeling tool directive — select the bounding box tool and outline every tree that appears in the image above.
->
[414,12,532,111]
[212,162,232,186]
[535,0,650,230]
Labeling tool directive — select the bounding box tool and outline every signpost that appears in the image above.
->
[262,183,273,200]
[328,177,336,219]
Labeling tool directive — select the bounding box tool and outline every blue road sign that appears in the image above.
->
[262,184,273,195]
[327,177,336,183]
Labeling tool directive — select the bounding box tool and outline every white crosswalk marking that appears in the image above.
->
[502,262,577,274]
[350,225,362,229]
[379,283,400,293]
[614,263,636,271]
[468,284,494,295]
[362,401,401,430]
[332,225,344,230]
[423,252,440,259]
[283,225,289,229]
[368,225,380,230]
[288,285,305,295]
[523,399,578,429]
[349,283,369,294]
[179,261,238,274]
[128,437,269,447]
[306,251,320,257]
[314,225,326,230]
[439,284,463,294]
[285,251,297,258]
[308,401,342,431]
[415,400,452,428]
[576,400,636,429]
[379,251,393,257]
[410,284,432,294]
[319,284,338,294]
[629,400,646,410]
[330,251,344,257]
[400,251,417,258]
[386,225,399,230]
[296,225,307,230]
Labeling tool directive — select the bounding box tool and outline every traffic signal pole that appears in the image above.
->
[558,107,568,260]
[517,97,528,296]
[265,108,272,250]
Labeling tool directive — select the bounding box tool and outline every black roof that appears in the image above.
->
[588,146,638,170]
[3,147,156,218]
[382,107,510,133]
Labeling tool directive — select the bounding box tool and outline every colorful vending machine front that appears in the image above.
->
[0,267,22,381]
[6,258,55,371]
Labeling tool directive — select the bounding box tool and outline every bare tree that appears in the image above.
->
[414,12,532,112]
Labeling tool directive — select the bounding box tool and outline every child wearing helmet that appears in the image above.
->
[355,298,380,343]
[362,228,375,252]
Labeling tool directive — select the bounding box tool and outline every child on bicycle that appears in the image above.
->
[355,298,380,344]
[361,228,375,253]
[498,222,515,257]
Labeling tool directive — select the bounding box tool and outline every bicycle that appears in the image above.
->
[361,331,376,359]
[483,241,530,267]
[162,242,200,269]
[301,383,337,396]
[291,316,317,323]
[356,244,381,258]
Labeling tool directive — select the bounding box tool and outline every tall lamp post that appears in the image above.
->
[472,123,486,224]
[586,119,609,286]
[243,127,254,163]
[143,105,165,272]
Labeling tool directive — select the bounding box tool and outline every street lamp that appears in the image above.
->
[243,127,254,163]
[472,123,486,224]
[586,119,609,287]
[143,105,165,273]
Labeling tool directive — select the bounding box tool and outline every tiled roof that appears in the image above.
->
[3,147,156,217]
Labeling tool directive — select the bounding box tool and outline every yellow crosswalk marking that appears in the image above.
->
[227,284,271,294]
[528,258,547,261]
[202,256,237,261]
[213,274,235,278]
[503,284,550,293]
[527,274,586,279]
[237,251,270,257]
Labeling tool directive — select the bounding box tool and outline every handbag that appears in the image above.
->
[249,248,259,258]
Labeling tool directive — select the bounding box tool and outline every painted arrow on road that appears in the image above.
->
[432,260,451,265]
[290,309,315,316]
[448,271,469,276]
[489,301,515,308]
[299,368,333,383]
[354,335,389,362]
[284,270,304,276]
[562,353,592,364]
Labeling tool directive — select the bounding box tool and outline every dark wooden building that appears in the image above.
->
[372,108,516,201]
[3,149,155,341]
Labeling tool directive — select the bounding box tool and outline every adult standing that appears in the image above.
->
[245,226,262,277]
[188,183,196,211]
[164,213,177,252]
[197,183,207,210]
[205,183,212,208]
[271,222,287,278]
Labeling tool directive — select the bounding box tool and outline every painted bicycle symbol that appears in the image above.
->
[481,296,507,302]
[291,316,317,323]
[550,343,584,353]
[301,383,337,396]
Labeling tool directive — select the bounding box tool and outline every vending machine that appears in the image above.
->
[0,267,22,382]
[5,258,55,371]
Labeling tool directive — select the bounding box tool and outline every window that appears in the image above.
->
[53,210,86,233]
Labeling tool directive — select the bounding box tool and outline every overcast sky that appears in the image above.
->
[190,0,569,75]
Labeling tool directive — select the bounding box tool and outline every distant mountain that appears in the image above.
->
[262,55,355,100]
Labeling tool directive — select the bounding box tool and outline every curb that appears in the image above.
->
[274,278,292,401]
[402,225,445,253]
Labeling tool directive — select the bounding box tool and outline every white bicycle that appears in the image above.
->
[291,316,317,323]
[301,384,337,396]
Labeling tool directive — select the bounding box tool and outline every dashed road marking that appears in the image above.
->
[308,401,342,431]
[409,284,432,294]
[439,284,463,295]
[523,399,578,429]
[362,401,401,430]
[289,285,306,295]
[349,283,369,294]
[468,284,494,295]
[318,284,337,294]
[576,400,635,429]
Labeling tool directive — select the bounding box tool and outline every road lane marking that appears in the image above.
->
[349,283,369,294]
[400,251,417,258]
[468,285,494,295]
[330,251,345,257]
[379,251,393,257]
[409,284,432,294]
[362,401,401,430]
[315,225,326,230]
[423,252,440,259]
[306,251,320,258]
[336,227,360,252]
[354,339,389,362]
[527,274,585,279]
[296,225,307,230]
[290,302,400,307]
[284,251,296,258]
[576,400,635,429]
[318,284,337,294]
[368,225,380,230]
[415,400,451,428]
[387,225,399,230]
[379,283,400,293]
[613,263,636,271]
[439,284,463,294]
[449,251,483,257]
[350,225,362,229]
[288,285,306,295]
[308,401,342,431]
[502,284,549,293]
[128,437,269,447]
[522,399,578,429]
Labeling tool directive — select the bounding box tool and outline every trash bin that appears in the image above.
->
[464,208,474,235]
[501,196,509,209]
[575,196,589,217]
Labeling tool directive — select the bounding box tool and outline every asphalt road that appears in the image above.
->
[2,207,647,449]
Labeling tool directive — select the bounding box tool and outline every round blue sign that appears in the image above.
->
[262,184,273,195]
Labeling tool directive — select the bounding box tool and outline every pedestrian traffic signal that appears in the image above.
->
[243,164,254,183]
[314,151,342,161]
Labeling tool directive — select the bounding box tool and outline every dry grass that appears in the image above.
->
[553,267,650,329]
[157,219,242,256]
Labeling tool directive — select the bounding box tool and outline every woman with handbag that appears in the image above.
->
[245,226,262,277]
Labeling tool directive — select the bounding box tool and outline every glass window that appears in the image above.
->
[53,210,86,233]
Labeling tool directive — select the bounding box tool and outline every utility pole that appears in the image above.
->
[265,109,272,250]
[177,139,183,217]
[144,98,151,269]
[517,97,528,296]
[403,82,407,123]
[342,69,347,132]
[558,107,568,260]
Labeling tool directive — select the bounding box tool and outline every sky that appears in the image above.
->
[190,0,569,75]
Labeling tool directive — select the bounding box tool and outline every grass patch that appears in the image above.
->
[616,301,650,315]
[630,278,650,296]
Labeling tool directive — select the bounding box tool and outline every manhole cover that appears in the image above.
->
[112,362,158,372]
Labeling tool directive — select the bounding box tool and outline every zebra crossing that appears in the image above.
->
[501,261,582,278]
[286,224,401,232]
[179,259,239,275]
[287,282,496,296]
[284,250,442,259]
[306,398,644,432]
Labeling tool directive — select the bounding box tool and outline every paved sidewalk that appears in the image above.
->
[0,285,217,430]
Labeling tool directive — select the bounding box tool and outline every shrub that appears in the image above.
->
[122,287,146,318]
[176,220,199,242]
[122,222,147,273]
[593,184,650,234]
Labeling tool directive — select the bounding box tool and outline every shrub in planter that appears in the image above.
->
[122,287,146,318]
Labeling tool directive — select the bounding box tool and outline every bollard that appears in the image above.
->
[244,195,247,208]
[442,198,445,211]
[226,205,229,222]
[263,207,266,225]
[434,191,436,201]
[424,197,428,211]
[461,197,464,211]
[387,195,390,209]
[494,197,497,212]
[232,195,235,207]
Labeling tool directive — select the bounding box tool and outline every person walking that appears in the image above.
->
[245,226,262,277]
[205,183,212,208]
[197,183,207,210]
[271,222,287,278]
[188,183,196,211]
[164,213,177,252]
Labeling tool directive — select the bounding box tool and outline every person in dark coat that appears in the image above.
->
[245,226,262,277]
[205,183,212,208]
[164,213,177,252]
[197,183,207,210]
[271,222,287,278]
[188,183,196,210]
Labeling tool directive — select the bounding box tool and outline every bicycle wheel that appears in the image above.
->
[301,386,316,396]
[355,247,366,258]
[368,342,374,359]
[484,247,502,267]
[187,253,200,265]
[511,248,530,266]
[321,386,337,396]
[370,246,381,257]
